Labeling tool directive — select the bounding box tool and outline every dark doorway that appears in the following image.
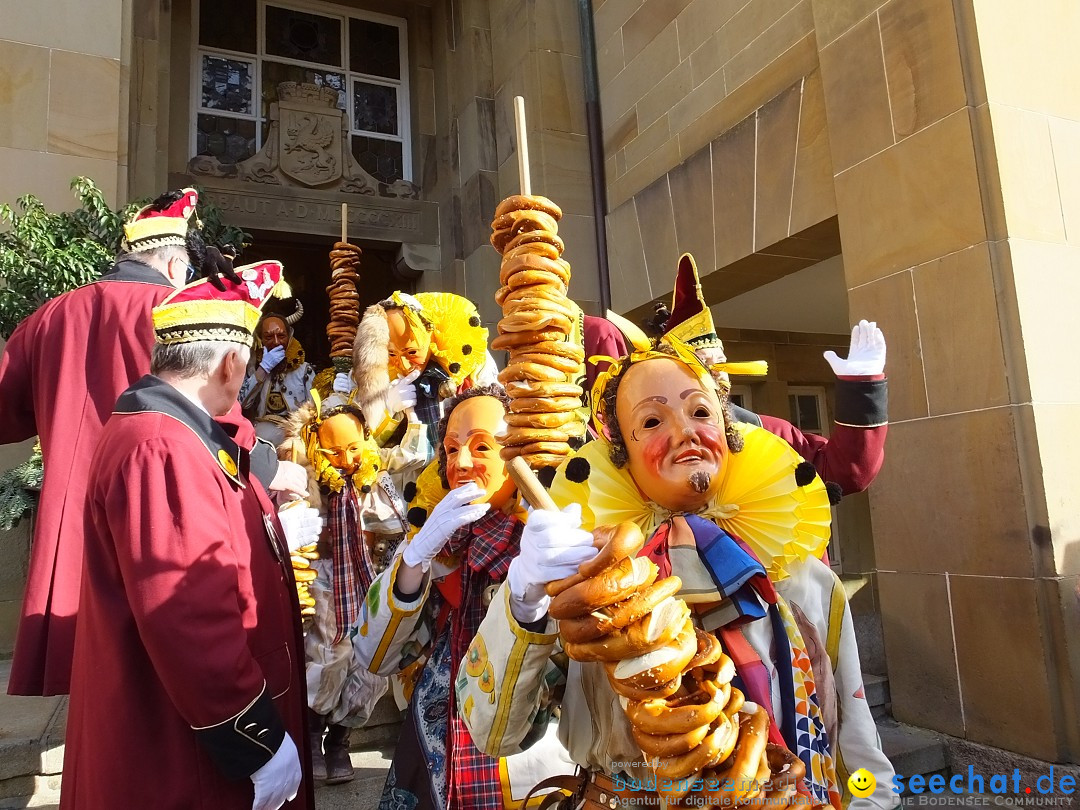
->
[242,230,406,369]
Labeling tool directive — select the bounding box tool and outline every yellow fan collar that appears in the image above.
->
[548,423,831,580]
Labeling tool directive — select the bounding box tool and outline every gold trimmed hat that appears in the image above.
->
[152,260,291,346]
[665,253,723,353]
[122,188,200,253]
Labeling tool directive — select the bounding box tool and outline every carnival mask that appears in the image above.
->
[387,307,433,379]
[316,412,371,475]
[258,316,290,351]
[443,396,516,510]
[615,357,728,512]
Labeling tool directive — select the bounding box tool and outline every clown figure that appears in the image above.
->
[352,385,578,810]
[241,301,316,445]
[456,330,898,810]
[279,392,423,784]
[336,292,498,459]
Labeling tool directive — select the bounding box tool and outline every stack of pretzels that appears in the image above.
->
[548,522,806,807]
[489,194,584,470]
[326,241,361,368]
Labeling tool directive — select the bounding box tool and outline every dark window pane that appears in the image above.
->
[199,0,256,54]
[349,18,401,79]
[351,135,403,183]
[200,54,254,114]
[789,394,822,433]
[262,61,346,120]
[353,81,397,135]
[265,5,341,66]
[196,115,257,164]
[729,393,745,410]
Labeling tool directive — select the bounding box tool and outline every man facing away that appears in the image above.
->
[0,188,305,695]
[61,262,320,810]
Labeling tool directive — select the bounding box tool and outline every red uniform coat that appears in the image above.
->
[62,376,313,810]
[0,261,278,695]
[731,376,888,495]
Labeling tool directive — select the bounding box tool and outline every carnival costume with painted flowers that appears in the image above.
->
[549,324,842,806]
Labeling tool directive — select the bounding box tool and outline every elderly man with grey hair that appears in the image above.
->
[61,261,320,810]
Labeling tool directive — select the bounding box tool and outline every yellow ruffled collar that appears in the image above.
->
[548,423,832,580]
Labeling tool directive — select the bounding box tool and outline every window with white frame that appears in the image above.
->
[787,386,830,437]
[728,384,753,412]
[192,0,411,183]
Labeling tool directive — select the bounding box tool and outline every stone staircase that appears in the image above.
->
[866,671,950,783]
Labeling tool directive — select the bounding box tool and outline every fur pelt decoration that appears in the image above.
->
[350,304,391,429]
[277,401,325,513]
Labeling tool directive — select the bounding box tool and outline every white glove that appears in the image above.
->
[332,372,354,394]
[823,319,886,377]
[259,345,286,374]
[386,368,421,415]
[401,482,489,571]
[250,733,301,810]
[277,504,323,552]
[506,503,598,624]
[268,460,308,498]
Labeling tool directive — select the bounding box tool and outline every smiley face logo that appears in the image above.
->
[848,769,877,798]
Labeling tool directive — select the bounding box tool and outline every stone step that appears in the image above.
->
[314,748,393,810]
[878,720,948,778]
[864,672,890,709]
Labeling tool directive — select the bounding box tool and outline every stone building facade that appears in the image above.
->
[0,0,1078,770]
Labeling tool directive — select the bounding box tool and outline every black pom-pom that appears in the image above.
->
[794,461,817,487]
[408,506,428,528]
[566,457,591,483]
[402,481,417,503]
[462,344,473,355]
[826,482,843,505]
[568,435,586,451]
[361,484,372,494]
[537,466,557,488]
[449,362,461,374]
[468,315,481,327]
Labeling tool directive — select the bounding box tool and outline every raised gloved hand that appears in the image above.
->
[277,503,323,552]
[333,372,354,395]
[259,345,286,375]
[250,733,301,810]
[823,319,886,377]
[506,503,597,624]
[268,459,308,498]
[386,368,421,415]
[203,245,242,292]
[401,482,489,572]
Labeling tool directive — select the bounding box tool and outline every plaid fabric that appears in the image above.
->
[442,508,524,810]
[413,362,451,446]
[327,482,377,644]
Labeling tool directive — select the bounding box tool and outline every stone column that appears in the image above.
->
[814,0,1080,762]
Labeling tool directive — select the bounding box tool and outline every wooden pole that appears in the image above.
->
[514,95,531,196]
[507,456,557,511]
[341,202,348,243]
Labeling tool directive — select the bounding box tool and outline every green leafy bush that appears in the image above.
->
[0,177,251,338]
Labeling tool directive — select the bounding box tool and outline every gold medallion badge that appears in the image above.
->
[217,449,238,476]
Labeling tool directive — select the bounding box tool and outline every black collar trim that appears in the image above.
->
[114,376,244,486]
[97,259,175,288]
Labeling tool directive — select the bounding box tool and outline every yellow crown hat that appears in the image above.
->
[152,261,292,347]
[664,253,723,353]
[122,188,200,253]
